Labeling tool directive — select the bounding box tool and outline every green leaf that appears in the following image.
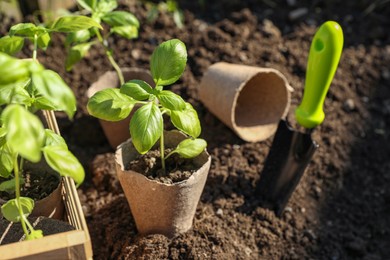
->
[65,42,93,71]
[0,53,30,85]
[9,23,38,37]
[65,29,91,47]
[0,178,25,193]
[170,102,201,138]
[172,138,206,158]
[77,0,96,11]
[26,229,43,240]
[130,102,162,154]
[1,197,34,222]
[0,36,24,55]
[0,142,14,178]
[173,10,184,29]
[32,69,76,118]
[151,39,187,86]
[32,96,56,110]
[102,11,139,27]
[0,80,32,106]
[44,129,67,148]
[43,145,85,185]
[95,0,118,13]
[37,32,51,50]
[87,88,135,121]
[2,105,44,162]
[120,80,153,100]
[110,25,138,40]
[157,90,186,110]
[50,16,102,33]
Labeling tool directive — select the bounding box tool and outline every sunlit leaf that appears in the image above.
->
[1,197,34,222]
[87,88,135,121]
[151,39,187,86]
[1,105,44,162]
[130,102,162,154]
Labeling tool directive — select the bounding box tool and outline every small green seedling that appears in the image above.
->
[65,0,140,85]
[88,39,206,172]
[145,0,184,29]
[0,15,96,240]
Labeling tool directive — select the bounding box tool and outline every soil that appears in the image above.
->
[1,0,390,259]
[0,171,60,201]
[0,216,75,245]
[127,149,196,184]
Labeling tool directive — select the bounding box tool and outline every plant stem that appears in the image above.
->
[95,29,124,85]
[33,34,38,61]
[160,132,166,173]
[14,155,29,236]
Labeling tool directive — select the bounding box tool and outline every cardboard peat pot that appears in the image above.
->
[199,62,293,142]
[0,161,64,220]
[87,68,154,149]
[115,131,211,238]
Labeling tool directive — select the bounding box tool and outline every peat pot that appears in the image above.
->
[199,62,293,142]
[0,161,64,220]
[87,68,154,149]
[115,131,211,238]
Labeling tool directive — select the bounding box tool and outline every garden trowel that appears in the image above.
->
[256,21,344,216]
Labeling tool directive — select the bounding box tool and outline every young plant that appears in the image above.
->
[0,15,98,240]
[65,0,140,85]
[87,39,206,172]
[145,0,184,29]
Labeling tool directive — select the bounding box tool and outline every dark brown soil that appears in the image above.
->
[0,216,75,245]
[127,149,197,184]
[2,0,390,259]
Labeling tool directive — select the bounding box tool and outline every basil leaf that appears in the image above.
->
[157,90,186,111]
[110,25,138,39]
[1,197,34,222]
[0,142,14,178]
[172,138,207,158]
[50,15,102,33]
[102,11,139,27]
[95,0,117,13]
[32,69,77,118]
[26,229,43,240]
[32,96,56,110]
[37,32,51,50]
[170,102,201,138]
[0,80,31,106]
[65,29,91,47]
[120,80,153,100]
[9,23,38,37]
[0,36,24,55]
[0,53,30,85]
[2,105,44,162]
[44,129,67,148]
[0,178,25,193]
[77,0,96,11]
[87,88,135,121]
[43,145,85,185]
[151,39,187,86]
[130,102,162,154]
[65,42,94,71]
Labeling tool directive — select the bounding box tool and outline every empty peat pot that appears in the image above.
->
[87,68,154,149]
[115,131,211,238]
[199,62,293,142]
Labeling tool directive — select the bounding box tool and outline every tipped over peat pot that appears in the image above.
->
[199,62,293,142]
[115,131,211,238]
[87,68,154,149]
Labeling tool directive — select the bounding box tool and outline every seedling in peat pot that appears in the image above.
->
[66,0,141,85]
[87,39,206,173]
[0,14,100,240]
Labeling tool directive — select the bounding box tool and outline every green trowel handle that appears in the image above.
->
[295,21,344,129]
